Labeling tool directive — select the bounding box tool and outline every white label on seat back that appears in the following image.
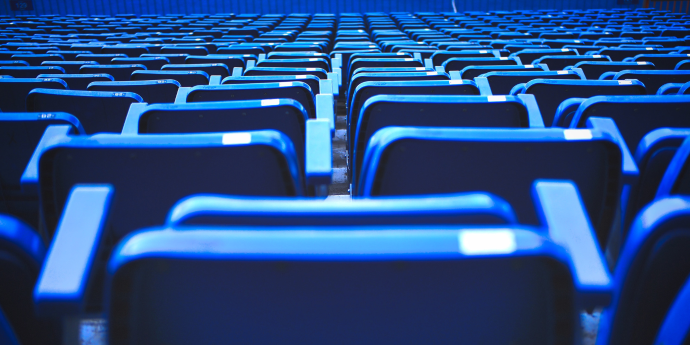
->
[557,71,569,74]
[592,55,601,58]
[397,52,405,55]
[563,129,593,140]
[426,72,437,75]
[369,45,376,48]
[307,68,316,71]
[222,133,251,145]
[646,47,654,50]
[405,58,413,61]
[574,40,581,43]
[309,58,318,61]
[525,64,534,68]
[459,230,516,255]
[416,67,425,70]
[638,61,647,65]
[261,99,280,106]
[562,49,569,52]
[295,75,307,79]
[500,57,508,60]
[618,80,633,85]
[488,95,506,102]
[279,82,293,87]
[480,50,488,53]
[449,80,464,84]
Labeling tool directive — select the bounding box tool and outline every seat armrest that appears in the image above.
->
[305,119,332,188]
[553,97,586,128]
[246,60,256,69]
[532,180,613,310]
[536,63,549,71]
[570,67,586,80]
[586,116,639,184]
[413,52,422,63]
[209,75,221,85]
[173,87,190,104]
[20,125,72,194]
[435,65,445,74]
[333,67,342,88]
[424,58,433,69]
[326,72,339,97]
[509,83,526,95]
[232,67,243,77]
[474,77,493,96]
[122,103,149,134]
[315,94,335,136]
[599,71,616,80]
[331,56,341,69]
[448,70,460,80]
[258,53,266,62]
[319,78,333,97]
[34,185,114,317]
[517,94,545,128]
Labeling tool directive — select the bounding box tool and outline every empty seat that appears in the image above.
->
[257,58,330,71]
[475,70,584,95]
[512,79,647,127]
[185,55,246,70]
[676,60,690,70]
[79,64,146,81]
[40,60,97,74]
[244,67,328,80]
[573,61,655,80]
[38,73,113,90]
[222,74,324,94]
[657,83,685,95]
[0,66,64,78]
[0,78,67,112]
[87,80,180,104]
[430,50,501,66]
[442,57,519,72]
[26,89,142,134]
[627,54,690,70]
[509,48,578,64]
[347,72,450,107]
[10,53,63,66]
[111,57,169,70]
[160,45,209,56]
[607,70,690,95]
[75,54,127,64]
[653,275,690,345]
[162,63,230,78]
[355,123,635,248]
[131,70,210,87]
[141,53,189,64]
[458,64,547,80]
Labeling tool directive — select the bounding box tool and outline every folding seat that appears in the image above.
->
[475,70,585,95]
[26,89,142,134]
[354,122,635,248]
[347,72,450,110]
[0,60,29,67]
[161,63,230,78]
[603,70,690,95]
[78,64,146,81]
[243,67,329,80]
[140,53,189,64]
[0,112,84,229]
[0,66,64,78]
[572,61,655,79]
[457,64,548,80]
[130,70,209,87]
[626,54,690,70]
[509,48,578,65]
[75,53,127,64]
[0,213,59,345]
[429,50,502,66]
[185,55,247,70]
[442,57,520,73]
[568,96,690,153]
[36,73,112,90]
[594,47,668,61]
[40,60,97,74]
[110,57,169,70]
[160,45,209,56]
[10,53,63,66]
[35,180,612,345]
[0,78,67,112]
[513,79,647,127]
[174,82,320,119]
[653,275,690,345]
[596,195,690,345]
[531,54,611,70]
[87,80,180,104]
[100,45,150,57]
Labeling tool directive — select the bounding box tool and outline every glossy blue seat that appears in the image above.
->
[222,75,324,94]
[457,64,548,80]
[657,83,685,95]
[257,57,330,71]
[79,64,146,81]
[130,70,210,87]
[0,66,64,78]
[75,54,127,64]
[355,121,637,248]
[442,57,520,72]
[87,80,180,104]
[570,95,690,153]
[626,54,690,70]
[347,71,450,108]
[509,48,578,64]
[90,180,611,345]
[185,55,247,70]
[38,73,113,90]
[570,61,655,80]
[512,79,647,127]
[597,196,690,345]
[653,275,690,345]
[40,60,97,74]
[244,67,329,80]
[162,63,231,78]
[603,70,690,95]
[26,89,142,134]
[0,78,67,112]
[430,50,502,66]
[532,54,611,70]
[475,69,584,95]
[111,57,169,70]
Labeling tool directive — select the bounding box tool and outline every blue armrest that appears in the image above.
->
[121,103,149,134]
[435,65,445,74]
[173,87,190,104]
[315,94,335,135]
[532,180,613,309]
[331,56,341,69]
[553,97,586,128]
[537,63,550,71]
[209,75,221,85]
[474,77,493,96]
[586,117,639,184]
[246,60,256,69]
[333,67,342,88]
[258,53,266,62]
[599,71,617,80]
[305,119,332,187]
[20,125,72,194]
[34,185,114,317]
[570,67,586,80]
[517,94,545,128]
[232,67,243,77]
[424,58,433,69]
[449,70,460,80]
[319,78,333,97]
[326,72,339,97]
[510,83,526,95]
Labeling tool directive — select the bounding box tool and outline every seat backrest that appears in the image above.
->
[509,48,577,64]
[41,60,98,74]
[532,55,611,70]
[479,70,583,95]
[458,64,547,80]
[653,275,690,345]
[222,75,322,94]
[614,70,690,94]
[442,57,519,72]
[26,89,142,134]
[574,61,655,80]
[87,80,180,104]
[37,130,303,240]
[243,67,328,80]
[520,79,647,127]
[79,64,146,81]
[111,57,170,70]
[130,70,210,87]
[572,95,690,153]
[347,72,449,107]
[0,66,64,78]
[185,55,246,69]
[162,63,231,78]
[630,54,690,70]
[38,73,113,90]
[356,126,623,247]
[600,197,690,345]
[0,77,67,112]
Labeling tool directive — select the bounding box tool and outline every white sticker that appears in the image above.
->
[618,80,633,85]
[426,72,437,75]
[525,64,534,68]
[416,67,425,70]
[488,95,506,102]
[405,58,413,61]
[646,47,654,50]
[480,50,488,53]
[459,230,516,255]
[279,82,293,87]
[222,132,251,145]
[358,30,364,33]
[638,62,647,65]
[557,71,568,74]
[562,49,569,52]
[500,57,508,60]
[261,99,280,106]
[563,129,593,140]
[449,80,464,84]
[295,75,307,78]
[593,55,601,58]
[397,52,405,55]
[306,68,316,71]
[574,40,581,43]
[369,45,376,48]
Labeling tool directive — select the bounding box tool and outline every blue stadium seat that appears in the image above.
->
[79,64,146,81]
[512,79,647,127]
[0,66,64,78]
[347,71,450,107]
[597,196,690,345]
[40,60,97,74]
[130,70,210,87]
[657,83,685,95]
[85,80,179,104]
[0,78,67,112]
[604,70,690,94]
[10,53,63,66]
[509,48,578,64]
[244,66,329,80]
[475,69,585,95]
[140,53,189,64]
[111,57,169,70]
[37,73,113,90]
[75,54,127,64]
[626,54,690,70]
[185,55,247,70]
[162,63,231,78]
[676,60,690,70]
[222,74,325,94]
[257,57,330,71]
[653,275,690,345]
[531,54,611,70]
[457,64,548,80]
[355,121,637,248]
[442,57,520,72]
[26,89,142,134]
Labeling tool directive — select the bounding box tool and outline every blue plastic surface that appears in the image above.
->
[653,275,690,345]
